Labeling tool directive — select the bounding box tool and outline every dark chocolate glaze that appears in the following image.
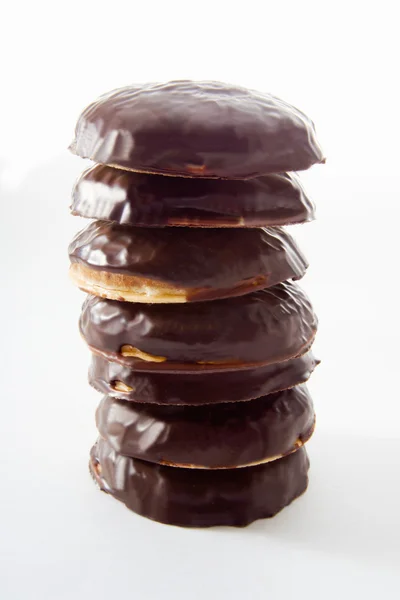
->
[71,165,316,227]
[70,81,324,179]
[89,351,319,405]
[69,221,308,301]
[95,384,315,468]
[80,282,317,373]
[90,440,310,527]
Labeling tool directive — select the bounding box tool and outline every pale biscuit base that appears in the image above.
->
[106,161,227,179]
[70,263,188,303]
[86,334,316,373]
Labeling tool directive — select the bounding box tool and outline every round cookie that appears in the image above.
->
[69,221,308,303]
[90,440,310,527]
[71,165,316,227]
[89,351,319,405]
[95,384,315,469]
[70,80,324,179]
[80,281,317,373]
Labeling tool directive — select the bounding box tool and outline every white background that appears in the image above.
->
[1,1,400,598]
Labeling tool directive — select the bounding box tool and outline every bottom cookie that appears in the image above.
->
[89,438,310,527]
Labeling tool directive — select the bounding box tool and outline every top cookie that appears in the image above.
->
[70,81,324,179]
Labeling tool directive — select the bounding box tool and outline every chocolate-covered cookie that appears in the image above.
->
[90,439,310,527]
[69,221,308,303]
[80,282,317,373]
[89,351,319,405]
[71,165,316,227]
[96,384,315,468]
[70,80,324,178]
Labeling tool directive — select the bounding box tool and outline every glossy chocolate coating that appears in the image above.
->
[70,81,324,179]
[89,351,319,405]
[80,282,317,373]
[69,221,308,301]
[71,165,316,227]
[95,384,315,468]
[90,440,310,527]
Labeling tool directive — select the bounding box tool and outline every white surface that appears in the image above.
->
[1,2,400,599]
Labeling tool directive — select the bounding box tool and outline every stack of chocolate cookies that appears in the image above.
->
[68,81,324,527]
